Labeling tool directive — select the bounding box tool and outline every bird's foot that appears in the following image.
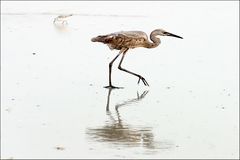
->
[104,85,123,89]
[137,76,149,86]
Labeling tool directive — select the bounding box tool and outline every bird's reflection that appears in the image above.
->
[86,89,174,151]
[53,22,69,33]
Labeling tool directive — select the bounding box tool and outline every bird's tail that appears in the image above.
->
[91,35,112,43]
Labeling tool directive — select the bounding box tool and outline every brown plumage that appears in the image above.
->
[91,29,183,89]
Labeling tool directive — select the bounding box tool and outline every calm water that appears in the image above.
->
[1,1,239,159]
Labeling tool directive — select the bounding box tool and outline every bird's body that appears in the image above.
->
[53,14,73,24]
[95,31,149,50]
[92,30,155,50]
[91,29,183,89]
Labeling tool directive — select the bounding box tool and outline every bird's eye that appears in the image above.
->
[163,32,169,35]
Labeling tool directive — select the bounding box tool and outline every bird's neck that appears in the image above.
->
[146,31,161,48]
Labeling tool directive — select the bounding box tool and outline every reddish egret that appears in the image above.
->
[91,29,183,89]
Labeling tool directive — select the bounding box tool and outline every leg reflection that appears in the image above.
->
[115,90,149,110]
[105,88,113,112]
[105,89,149,122]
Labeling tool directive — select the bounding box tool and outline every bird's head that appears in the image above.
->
[154,29,183,39]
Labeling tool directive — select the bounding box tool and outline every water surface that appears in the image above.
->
[1,1,239,159]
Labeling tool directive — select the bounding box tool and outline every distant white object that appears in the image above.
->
[53,14,73,24]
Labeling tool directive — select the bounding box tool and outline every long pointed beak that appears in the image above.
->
[165,32,183,39]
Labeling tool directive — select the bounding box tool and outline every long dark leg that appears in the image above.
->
[118,51,149,86]
[104,49,125,89]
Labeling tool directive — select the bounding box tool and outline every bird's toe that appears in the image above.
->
[137,76,149,86]
[104,85,123,89]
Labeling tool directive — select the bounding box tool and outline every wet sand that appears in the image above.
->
[1,1,239,159]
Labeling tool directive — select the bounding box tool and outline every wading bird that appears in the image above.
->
[53,14,73,24]
[91,29,183,89]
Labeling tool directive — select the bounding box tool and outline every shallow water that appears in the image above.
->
[1,1,239,159]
